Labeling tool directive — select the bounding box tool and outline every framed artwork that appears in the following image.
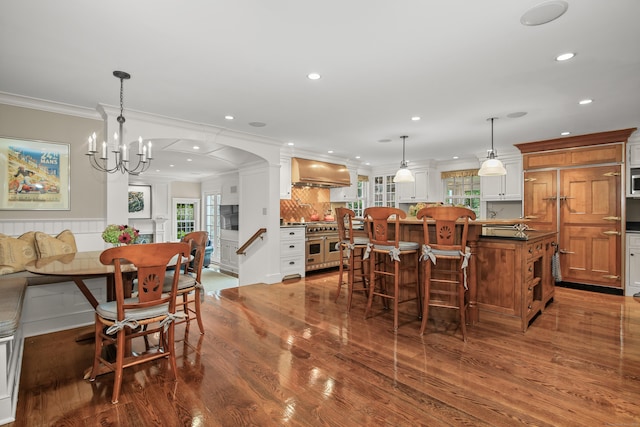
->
[128,184,152,219]
[1,137,70,210]
[137,233,154,244]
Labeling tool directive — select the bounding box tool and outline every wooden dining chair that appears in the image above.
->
[416,206,475,341]
[334,207,369,310]
[363,207,421,330]
[91,242,190,404]
[163,231,209,334]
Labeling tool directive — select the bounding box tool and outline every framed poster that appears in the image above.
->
[1,137,70,210]
[128,185,151,219]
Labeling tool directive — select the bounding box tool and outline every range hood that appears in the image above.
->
[291,157,351,188]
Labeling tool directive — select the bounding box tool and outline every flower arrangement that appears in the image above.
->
[102,224,139,245]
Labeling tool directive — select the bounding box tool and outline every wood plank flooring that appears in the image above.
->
[9,270,640,426]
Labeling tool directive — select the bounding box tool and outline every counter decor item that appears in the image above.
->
[408,202,427,217]
[102,224,139,246]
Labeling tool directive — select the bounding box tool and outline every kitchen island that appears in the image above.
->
[368,218,558,332]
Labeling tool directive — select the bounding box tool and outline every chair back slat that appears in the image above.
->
[416,206,476,251]
[336,207,355,243]
[363,207,406,247]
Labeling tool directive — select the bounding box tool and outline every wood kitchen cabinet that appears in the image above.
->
[516,128,635,290]
[476,232,557,332]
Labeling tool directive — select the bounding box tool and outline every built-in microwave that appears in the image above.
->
[632,168,640,195]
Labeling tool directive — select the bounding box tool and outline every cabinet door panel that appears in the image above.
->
[560,225,620,287]
[523,170,556,231]
[560,165,620,225]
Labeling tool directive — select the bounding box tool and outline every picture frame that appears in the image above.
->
[128,184,152,219]
[0,136,70,210]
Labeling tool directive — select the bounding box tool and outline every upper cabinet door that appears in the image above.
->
[397,169,429,202]
[280,156,292,200]
[330,169,358,202]
[480,159,522,201]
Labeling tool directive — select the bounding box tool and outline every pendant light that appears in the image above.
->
[394,135,415,183]
[478,117,506,176]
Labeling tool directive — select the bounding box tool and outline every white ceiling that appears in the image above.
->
[1,1,639,180]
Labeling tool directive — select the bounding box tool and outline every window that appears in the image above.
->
[346,176,369,217]
[173,198,200,240]
[442,169,480,216]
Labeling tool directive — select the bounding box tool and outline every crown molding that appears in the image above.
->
[0,92,101,120]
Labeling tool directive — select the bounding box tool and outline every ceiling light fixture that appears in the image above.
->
[478,118,506,177]
[556,52,575,61]
[86,71,152,175]
[394,135,414,183]
[307,73,321,80]
[579,99,593,105]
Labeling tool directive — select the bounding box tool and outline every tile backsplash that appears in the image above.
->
[280,187,333,222]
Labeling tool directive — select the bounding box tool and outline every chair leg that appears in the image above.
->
[89,315,103,381]
[459,272,467,342]
[167,323,178,378]
[364,253,376,320]
[393,260,399,331]
[194,287,205,334]
[111,328,126,404]
[335,246,345,303]
[420,262,432,336]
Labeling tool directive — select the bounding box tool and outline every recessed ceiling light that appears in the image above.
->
[411,116,421,121]
[561,131,571,136]
[307,73,321,80]
[453,156,459,160]
[556,52,575,61]
[249,122,266,127]
[224,115,234,120]
[579,99,593,105]
[328,150,334,154]
[365,162,370,166]
[520,0,568,26]
[355,156,361,159]
[187,158,193,162]
[170,164,175,167]
[287,142,294,146]
[193,145,200,150]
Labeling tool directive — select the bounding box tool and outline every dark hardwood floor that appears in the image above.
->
[9,270,640,426]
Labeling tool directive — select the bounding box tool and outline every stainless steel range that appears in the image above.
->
[305,222,341,271]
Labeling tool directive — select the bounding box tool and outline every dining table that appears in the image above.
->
[25,250,137,308]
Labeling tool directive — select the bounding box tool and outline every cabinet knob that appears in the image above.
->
[289,261,295,265]
[289,245,295,248]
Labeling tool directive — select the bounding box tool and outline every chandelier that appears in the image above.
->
[393,135,414,183]
[86,71,152,175]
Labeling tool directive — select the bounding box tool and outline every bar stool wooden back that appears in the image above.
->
[416,206,476,341]
[334,207,369,310]
[363,207,421,330]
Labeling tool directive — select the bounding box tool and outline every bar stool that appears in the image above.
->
[363,207,421,330]
[334,207,369,310]
[417,206,475,341]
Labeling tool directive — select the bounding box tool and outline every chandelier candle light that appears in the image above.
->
[86,71,153,175]
[394,135,415,183]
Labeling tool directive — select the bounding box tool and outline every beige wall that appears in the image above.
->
[0,104,105,219]
[170,181,201,199]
